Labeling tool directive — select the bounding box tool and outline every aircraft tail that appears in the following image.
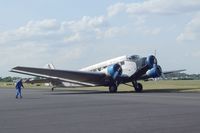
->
[44,64,55,69]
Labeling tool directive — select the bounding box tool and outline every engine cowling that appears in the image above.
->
[146,64,162,78]
[146,55,157,69]
[107,64,122,80]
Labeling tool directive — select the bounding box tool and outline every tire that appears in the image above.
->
[134,83,143,93]
[109,85,117,93]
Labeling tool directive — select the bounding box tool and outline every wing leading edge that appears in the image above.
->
[11,66,108,86]
[163,69,186,75]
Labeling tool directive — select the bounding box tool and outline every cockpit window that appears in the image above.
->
[127,55,140,61]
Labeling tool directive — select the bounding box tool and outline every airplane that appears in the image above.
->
[10,55,185,93]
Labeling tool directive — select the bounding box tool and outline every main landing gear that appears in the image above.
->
[109,81,143,93]
[109,83,118,93]
[132,81,143,93]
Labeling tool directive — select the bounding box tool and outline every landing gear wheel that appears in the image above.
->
[134,83,143,93]
[109,85,117,93]
[51,87,54,92]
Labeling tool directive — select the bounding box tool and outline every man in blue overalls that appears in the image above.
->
[15,79,24,99]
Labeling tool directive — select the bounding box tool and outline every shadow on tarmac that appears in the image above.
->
[144,88,200,93]
[49,88,200,95]
[49,89,133,95]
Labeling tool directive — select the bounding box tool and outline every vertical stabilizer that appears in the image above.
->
[44,64,55,69]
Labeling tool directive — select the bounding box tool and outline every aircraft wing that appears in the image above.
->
[162,69,186,75]
[136,69,186,81]
[11,66,107,86]
[25,78,52,84]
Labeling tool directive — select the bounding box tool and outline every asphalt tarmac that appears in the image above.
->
[0,88,200,133]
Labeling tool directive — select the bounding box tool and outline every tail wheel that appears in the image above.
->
[133,82,143,93]
[109,85,118,93]
[51,87,54,91]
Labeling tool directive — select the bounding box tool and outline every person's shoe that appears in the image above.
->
[16,96,18,99]
[20,96,23,99]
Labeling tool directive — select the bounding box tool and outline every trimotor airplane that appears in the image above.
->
[10,55,185,92]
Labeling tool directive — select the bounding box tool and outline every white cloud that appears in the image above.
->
[0,16,121,45]
[63,15,127,41]
[0,16,128,75]
[64,33,81,43]
[107,3,126,17]
[177,13,200,42]
[0,19,63,45]
[106,0,200,36]
[107,0,200,17]
[19,19,59,32]
[191,51,200,57]
[141,27,161,35]
[1,0,200,76]
[63,16,108,42]
[96,26,127,39]
[67,16,107,32]
[3,0,198,47]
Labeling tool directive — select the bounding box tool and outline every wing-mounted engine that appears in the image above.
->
[129,55,157,80]
[100,63,123,93]
[146,64,162,78]
[134,55,163,80]
[146,55,157,69]
[107,64,122,80]
[145,55,162,78]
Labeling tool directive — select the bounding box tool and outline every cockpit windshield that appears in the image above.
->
[127,55,140,61]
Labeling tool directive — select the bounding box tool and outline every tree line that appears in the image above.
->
[0,77,21,82]
[165,73,200,80]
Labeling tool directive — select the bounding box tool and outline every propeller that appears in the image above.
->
[107,64,122,80]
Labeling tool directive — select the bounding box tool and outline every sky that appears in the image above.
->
[0,0,200,77]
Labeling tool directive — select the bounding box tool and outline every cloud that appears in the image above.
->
[1,0,200,76]
[96,26,127,39]
[191,51,200,57]
[63,16,128,42]
[0,19,63,45]
[0,19,87,71]
[0,16,128,74]
[107,0,200,17]
[0,16,123,46]
[135,25,161,36]
[63,16,108,42]
[64,33,81,43]
[106,0,200,36]
[177,13,200,42]
[66,16,107,32]
[107,3,126,17]
[3,0,198,47]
